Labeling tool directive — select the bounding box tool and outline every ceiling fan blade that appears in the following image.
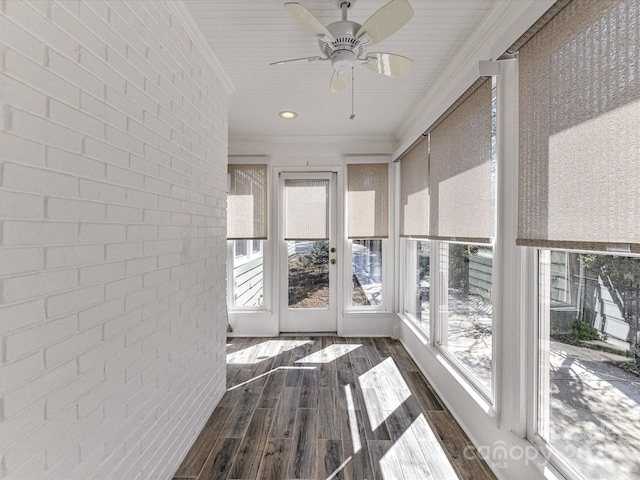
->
[361,53,413,77]
[330,71,349,93]
[270,56,322,66]
[356,0,414,46]
[284,3,336,42]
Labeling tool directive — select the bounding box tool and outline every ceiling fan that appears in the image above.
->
[271,0,414,94]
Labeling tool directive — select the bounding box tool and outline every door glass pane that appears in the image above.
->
[352,239,383,306]
[287,240,329,309]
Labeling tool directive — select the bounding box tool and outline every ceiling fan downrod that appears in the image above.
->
[350,66,356,120]
[340,1,350,21]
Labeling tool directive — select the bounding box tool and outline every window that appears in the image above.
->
[404,240,431,336]
[398,76,494,395]
[227,163,267,240]
[346,161,389,310]
[439,242,493,395]
[516,2,640,478]
[230,239,264,308]
[234,239,248,258]
[227,161,268,310]
[351,239,383,307]
[537,249,640,479]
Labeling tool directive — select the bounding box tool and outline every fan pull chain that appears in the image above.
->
[350,66,356,120]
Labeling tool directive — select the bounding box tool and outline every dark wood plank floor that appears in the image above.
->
[173,337,497,480]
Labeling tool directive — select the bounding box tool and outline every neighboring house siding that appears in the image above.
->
[469,254,493,300]
[234,257,263,307]
[0,1,230,479]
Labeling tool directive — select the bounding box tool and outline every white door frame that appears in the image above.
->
[278,171,339,333]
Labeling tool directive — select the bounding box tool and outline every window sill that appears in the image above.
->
[401,312,430,343]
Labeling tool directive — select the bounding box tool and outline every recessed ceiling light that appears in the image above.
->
[279,111,297,119]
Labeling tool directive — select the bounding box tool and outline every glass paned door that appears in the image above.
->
[279,172,337,332]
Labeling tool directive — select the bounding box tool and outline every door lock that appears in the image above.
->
[330,259,336,264]
[330,247,336,253]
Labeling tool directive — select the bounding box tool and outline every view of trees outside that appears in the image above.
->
[286,240,385,309]
[287,240,330,309]
[541,250,640,479]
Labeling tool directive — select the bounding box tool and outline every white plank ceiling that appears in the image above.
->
[182,0,496,142]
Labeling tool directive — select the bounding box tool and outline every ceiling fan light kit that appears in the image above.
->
[272,0,414,95]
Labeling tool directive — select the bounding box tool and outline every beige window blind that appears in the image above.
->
[517,0,640,253]
[428,78,493,243]
[399,137,430,238]
[227,163,267,240]
[347,163,389,239]
[284,179,329,240]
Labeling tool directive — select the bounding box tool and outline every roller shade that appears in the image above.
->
[347,163,389,239]
[517,0,640,253]
[284,179,329,240]
[227,163,267,240]
[429,78,493,243]
[399,137,429,238]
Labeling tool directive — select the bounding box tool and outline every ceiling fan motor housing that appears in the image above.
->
[321,21,364,73]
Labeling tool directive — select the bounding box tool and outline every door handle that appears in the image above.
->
[330,247,336,253]
[330,259,336,265]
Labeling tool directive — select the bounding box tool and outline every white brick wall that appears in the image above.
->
[0,1,231,478]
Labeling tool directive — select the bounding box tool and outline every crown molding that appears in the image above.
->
[229,134,397,156]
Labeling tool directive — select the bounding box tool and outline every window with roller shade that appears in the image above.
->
[428,78,493,243]
[284,178,329,241]
[347,162,389,307]
[347,163,389,239]
[399,137,429,238]
[426,78,495,397]
[517,0,639,253]
[398,137,432,330]
[516,1,640,478]
[227,163,267,240]
[227,163,268,309]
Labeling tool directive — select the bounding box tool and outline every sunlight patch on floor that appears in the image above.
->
[378,446,405,480]
[359,357,411,428]
[295,344,361,364]
[227,339,312,364]
[344,384,362,454]
[385,417,457,480]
